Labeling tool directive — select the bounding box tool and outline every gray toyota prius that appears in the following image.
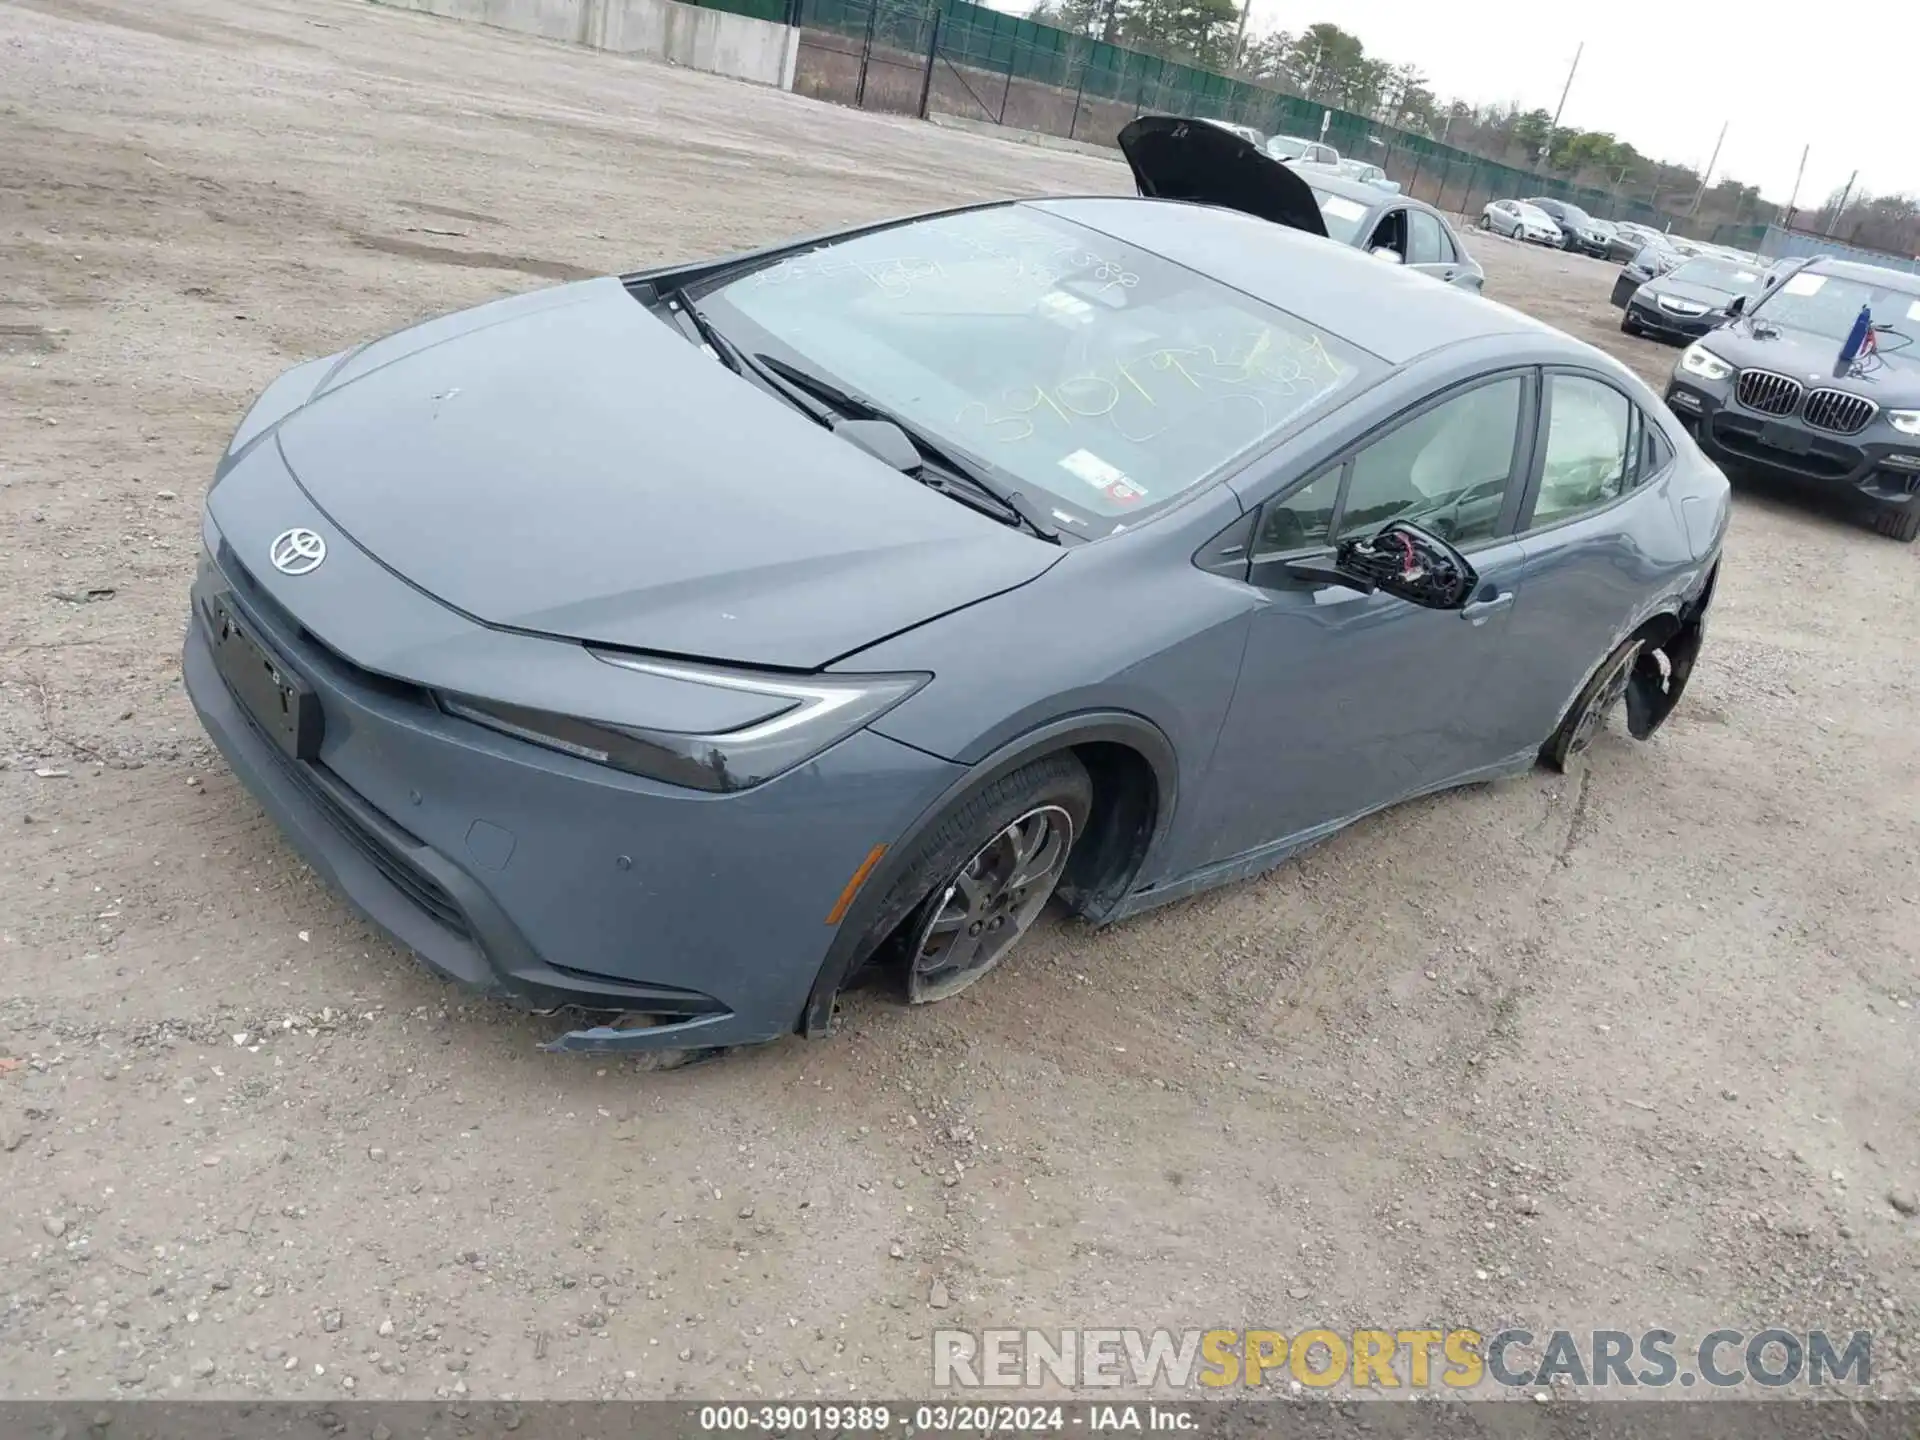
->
[185,178,1726,1061]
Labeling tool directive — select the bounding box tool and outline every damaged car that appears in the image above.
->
[1118,116,1483,291]
[184,157,1726,1061]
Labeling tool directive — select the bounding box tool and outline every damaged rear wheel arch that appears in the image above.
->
[1622,567,1716,742]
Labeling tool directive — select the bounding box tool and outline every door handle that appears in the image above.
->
[1459,591,1515,624]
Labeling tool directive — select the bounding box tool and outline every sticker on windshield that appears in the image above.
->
[1734,271,1758,283]
[1104,479,1147,506]
[1060,448,1126,487]
[1907,299,1920,323]
[1319,195,1369,224]
[1782,273,1826,296]
[1038,290,1095,325]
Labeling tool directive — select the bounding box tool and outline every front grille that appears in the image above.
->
[1735,369,1804,417]
[1802,388,1876,436]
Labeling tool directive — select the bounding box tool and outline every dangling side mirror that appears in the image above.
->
[1370,247,1404,264]
[1726,295,1747,317]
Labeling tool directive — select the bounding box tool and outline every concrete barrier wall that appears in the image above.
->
[375,0,800,91]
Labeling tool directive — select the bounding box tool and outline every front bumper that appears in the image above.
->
[1664,378,1920,507]
[183,522,961,1053]
[1627,296,1721,342]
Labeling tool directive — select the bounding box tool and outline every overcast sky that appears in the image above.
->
[1239,0,1919,209]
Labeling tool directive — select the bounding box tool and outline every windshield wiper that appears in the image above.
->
[752,352,1061,543]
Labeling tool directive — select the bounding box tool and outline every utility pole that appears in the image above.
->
[1779,144,1809,230]
[1231,0,1251,70]
[1825,169,1858,236]
[1687,120,1727,218]
[1548,42,1582,132]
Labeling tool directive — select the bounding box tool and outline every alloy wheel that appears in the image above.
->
[905,805,1075,1004]
[1566,641,1643,759]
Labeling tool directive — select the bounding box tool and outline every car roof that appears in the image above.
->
[1028,196,1550,364]
[1800,255,1920,293]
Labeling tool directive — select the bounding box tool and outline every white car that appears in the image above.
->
[1264,133,1340,168]
[1480,198,1563,247]
[1198,118,1265,148]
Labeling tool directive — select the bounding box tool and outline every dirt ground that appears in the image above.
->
[2,0,1917,1404]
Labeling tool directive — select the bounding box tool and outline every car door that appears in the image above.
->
[1490,200,1517,236]
[1485,370,1678,753]
[1405,209,1454,284]
[1191,371,1542,869]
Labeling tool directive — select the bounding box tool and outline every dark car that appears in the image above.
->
[185,179,1725,1062]
[1610,240,1686,307]
[1621,255,1772,343]
[1524,197,1612,257]
[1665,256,1920,541]
[1119,117,1485,292]
[1606,221,1666,263]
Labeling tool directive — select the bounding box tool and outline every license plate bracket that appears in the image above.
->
[210,599,322,761]
[1759,420,1812,456]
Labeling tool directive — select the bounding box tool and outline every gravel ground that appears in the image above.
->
[1,0,1917,1403]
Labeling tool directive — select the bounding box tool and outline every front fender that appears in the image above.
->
[798,710,1179,1039]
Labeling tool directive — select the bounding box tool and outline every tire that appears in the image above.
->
[1541,636,1646,773]
[1872,503,1920,543]
[880,753,1093,1005]
[1477,214,1491,230]
[1620,311,1638,335]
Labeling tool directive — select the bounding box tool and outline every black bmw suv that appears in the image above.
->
[1664,256,1920,541]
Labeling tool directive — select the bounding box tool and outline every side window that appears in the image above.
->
[1407,210,1445,266]
[1253,464,1342,557]
[1433,219,1458,264]
[1642,418,1674,476]
[1532,375,1634,528]
[1336,377,1524,547]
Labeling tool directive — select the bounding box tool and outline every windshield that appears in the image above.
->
[1669,257,1764,293]
[1514,202,1551,223]
[1749,268,1920,342]
[698,206,1371,535]
[1307,185,1372,244]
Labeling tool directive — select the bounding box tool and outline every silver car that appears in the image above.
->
[1480,199,1564,246]
[1120,118,1485,292]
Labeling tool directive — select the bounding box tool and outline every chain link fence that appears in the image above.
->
[791,0,1769,247]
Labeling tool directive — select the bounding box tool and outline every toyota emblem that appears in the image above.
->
[269,527,327,576]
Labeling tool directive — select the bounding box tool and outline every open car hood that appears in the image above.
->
[1116,116,1329,239]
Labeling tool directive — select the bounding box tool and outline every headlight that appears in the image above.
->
[1678,344,1733,381]
[439,655,930,792]
[1889,410,1920,436]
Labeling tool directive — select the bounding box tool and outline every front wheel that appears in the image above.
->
[1477,214,1492,230]
[891,754,1093,1004]
[1872,502,1920,543]
[1542,637,1645,772]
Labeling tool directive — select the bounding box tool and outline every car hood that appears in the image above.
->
[1642,275,1742,309]
[1116,115,1330,238]
[268,277,1062,670]
[1702,319,1920,397]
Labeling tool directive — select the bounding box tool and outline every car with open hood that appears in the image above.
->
[184,161,1724,1064]
[1664,256,1920,541]
[1621,254,1774,343]
[1117,116,1483,291]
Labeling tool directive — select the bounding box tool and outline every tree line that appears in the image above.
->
[1022,8,1920,250]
